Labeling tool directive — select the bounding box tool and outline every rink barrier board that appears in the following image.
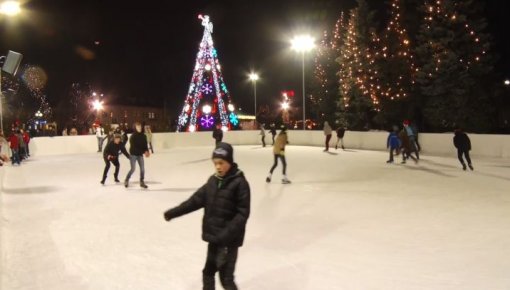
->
[27,131,510,158]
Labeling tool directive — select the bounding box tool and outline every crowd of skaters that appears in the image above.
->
[0,119,480,289]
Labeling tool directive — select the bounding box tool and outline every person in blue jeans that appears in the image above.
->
[125,122,150,188]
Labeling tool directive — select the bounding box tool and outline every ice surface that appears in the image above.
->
[1,146,510,290]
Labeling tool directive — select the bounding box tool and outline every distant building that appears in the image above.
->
[96,104,169,132]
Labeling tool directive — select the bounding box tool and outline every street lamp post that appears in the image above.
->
[0,1,22,134]
[291,35,315,130]
[249,73,259,117]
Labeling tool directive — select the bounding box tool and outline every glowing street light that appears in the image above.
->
[505,79,510,86]
[291,35,315,130]
[249,72,259,116]
[92,99,103,111]
[0,1,21,16]
[281,101,290,110]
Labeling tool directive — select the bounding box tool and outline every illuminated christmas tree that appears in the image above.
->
[310,12,345,125]
[177,15,238,132]
[415,0,494,131]
[380,0,415,101]
[337,0,381,130]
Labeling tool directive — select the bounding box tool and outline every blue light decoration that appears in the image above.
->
[229,112,239,126]
[212,49,218,57]
[200,115,215,128]
[221,83,228,93]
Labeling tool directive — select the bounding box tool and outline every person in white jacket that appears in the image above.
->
[323,121,333,152]
[95,125,107,152]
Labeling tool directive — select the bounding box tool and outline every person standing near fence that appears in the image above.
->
[259,123,267,147]
[335,126,346,150]
[323,121,333,152]
[95,124,107,152]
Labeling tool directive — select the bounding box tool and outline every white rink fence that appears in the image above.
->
[26,130,510,159]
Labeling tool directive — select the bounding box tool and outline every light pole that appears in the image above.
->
[249,73,259,117]
[34,110,43,129]
[291,35,315,130]
[0,1,22,134]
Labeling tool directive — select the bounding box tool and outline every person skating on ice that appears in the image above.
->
[145,125,154,154]
[335,125,346,150]
[163,142,250,290]
[124,122,150,189]
[453,128,474,171]
[213,123,223,146]
[266,125,291,184]
[259,123,267,147]
[101,134,130,185]
[398,127,418,164]
[323,121,333,152]
[269,123,277,145]
[403,120,419,160]
[95,124,107,152]
[386,125,401,163]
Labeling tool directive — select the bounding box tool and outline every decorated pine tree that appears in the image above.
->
[375,0,417,127]
[310,12,345,125]
[177,15,238,132]
[415,0,494,131]
[337,0,380,130]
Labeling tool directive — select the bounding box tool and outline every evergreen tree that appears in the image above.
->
[415,0,494,132]
[375,0,417,128]
[311,12,345,126]
[337,0,380,130]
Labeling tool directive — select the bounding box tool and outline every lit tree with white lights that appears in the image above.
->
[177,15,238,132]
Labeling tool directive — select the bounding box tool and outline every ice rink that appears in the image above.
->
[1,145,510,290]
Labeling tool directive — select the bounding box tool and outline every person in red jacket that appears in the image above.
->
[8,131,21,165]
[21,129,31,157]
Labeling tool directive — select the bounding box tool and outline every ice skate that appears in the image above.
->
[140,181,148,189]
[114,178,120,183]
[124,180,129,188]
[100,179,105,185]
[468,164,474,171]
[266,174,271,183]
[462,163,467,171]
[282,176,291,184]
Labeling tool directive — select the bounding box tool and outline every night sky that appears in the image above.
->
[0,0,508,118]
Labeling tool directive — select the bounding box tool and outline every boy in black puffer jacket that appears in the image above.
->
[164,142,250,290]
[101,134,130,185]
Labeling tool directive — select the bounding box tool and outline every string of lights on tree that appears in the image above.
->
[177,15,238,132]
[21,65,52,123]
[338,5,382,110]
[380,0,416,100]
[422,0,486,77]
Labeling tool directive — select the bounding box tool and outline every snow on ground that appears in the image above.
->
[1,145,510,290]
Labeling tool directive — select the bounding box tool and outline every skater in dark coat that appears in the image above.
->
[213,124,223,146]
[453,128,473,171]
[269,123,277,145]
[101,134,130,185]
[335,126,346,150]
[124,122,150,188]
[399,129,418,164]
[164,142,250,290]
[386,126,401,163]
